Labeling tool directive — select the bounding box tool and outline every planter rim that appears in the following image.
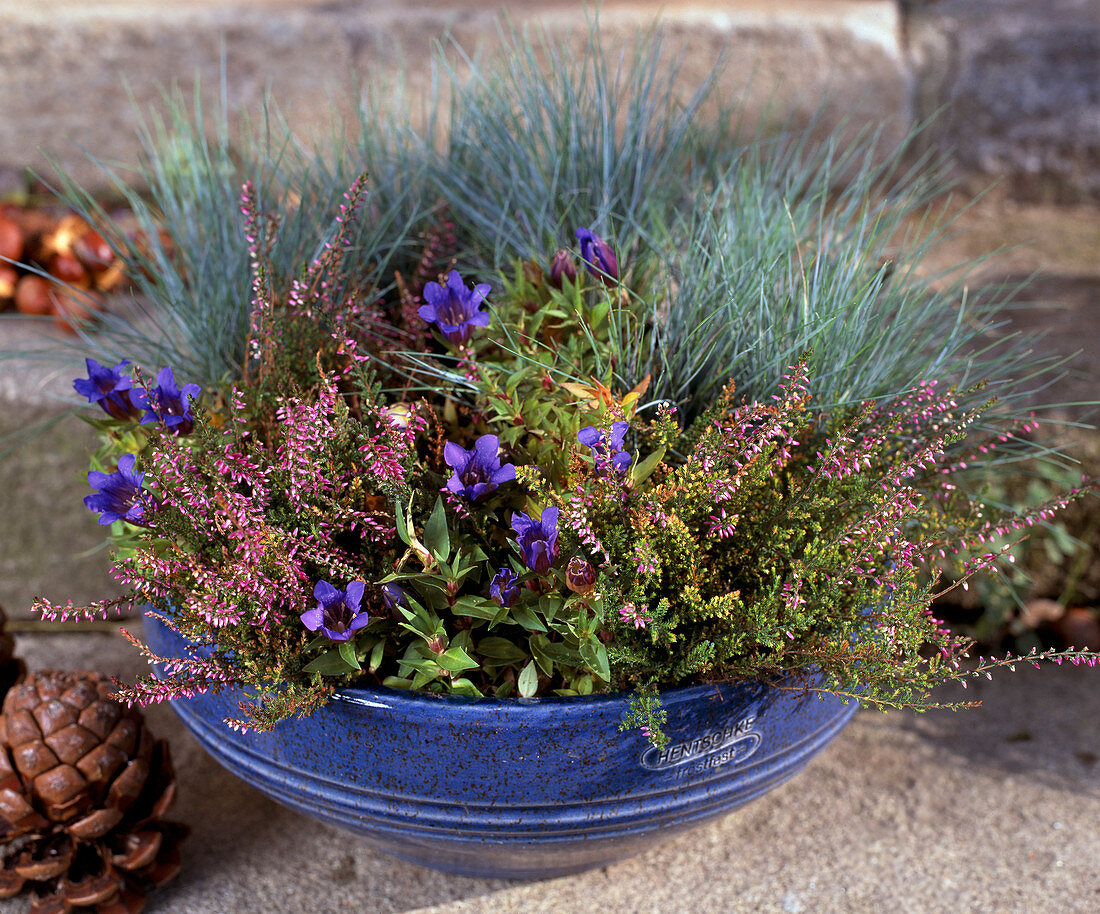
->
[326,676,751,713]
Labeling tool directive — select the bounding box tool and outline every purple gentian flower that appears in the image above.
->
[381,583,406,616]
[131,367,202,435]
[510,507,559,576]
[444,434,516,502]
[84,454,147,526]
[489,568,520,608]
[578,422,631,476]
[301,580,369,642]
[576,228,619,282]
[417,270,491,346]
[73,358,140,422]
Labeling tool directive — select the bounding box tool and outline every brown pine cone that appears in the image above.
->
[0,603,25,703]
[0,671,187,913]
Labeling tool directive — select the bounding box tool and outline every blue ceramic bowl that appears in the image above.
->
[143,612,857,879]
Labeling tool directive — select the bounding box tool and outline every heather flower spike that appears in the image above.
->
[444,434,516,502]
[511,507,560,575]
[490,568,520,608]
[73,358,139,422]
[418,270,491,346]
[576,228,619,282]
[619,603,650,630]
[578,422,631,476]
[131,367,202,435]
[301,580,369,642]
[84,454,147,526]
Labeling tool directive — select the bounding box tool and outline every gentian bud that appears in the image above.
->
[548,250,578,289]
[381,583,406,616]
[576,227,619,283]
[565,557,598,595]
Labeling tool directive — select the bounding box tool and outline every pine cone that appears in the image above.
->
[0,671,187,913]
[0,603,26,702]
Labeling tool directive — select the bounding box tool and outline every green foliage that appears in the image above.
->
[24,18,1100,743]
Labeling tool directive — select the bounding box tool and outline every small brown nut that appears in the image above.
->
[47,252,91,289]
[40,214,89,258]
[72,229,116,273]
[0,264,17,301]
[0,215,24,262]
[14,275,55,315]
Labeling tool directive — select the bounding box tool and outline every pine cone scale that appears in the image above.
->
[0,671,186,913]
[68,807,124,841]
[49,725,104,766]
[34,700,78,737]
[34,765,92,821]
[16,742,62,780]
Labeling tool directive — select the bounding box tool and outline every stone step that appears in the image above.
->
[1,0,905,196]
[1,1,1096,200]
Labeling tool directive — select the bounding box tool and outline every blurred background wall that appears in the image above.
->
[0,0,1096,202]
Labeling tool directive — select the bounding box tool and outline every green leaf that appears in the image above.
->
[302,648,359,675]
[535,637,583,667]
[528,634,554,676]
[424,496,450,562]
[449,678,484,697]
[411,668,441,690]
[478,637,528,664]
[436,647,480,674]
[368,639,385,673]
[452,595,500,621]
[579,637,610,681]
[394,499,410,545]
[518,660,539,697]
[631,446,666,486]
[511,604,548,632]
[337,640,362,671]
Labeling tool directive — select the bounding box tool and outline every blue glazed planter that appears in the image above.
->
[143,612,857,879]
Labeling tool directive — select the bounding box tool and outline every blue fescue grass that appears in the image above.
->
[1,14,1081,452]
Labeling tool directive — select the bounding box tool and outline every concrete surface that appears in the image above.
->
[0,628,1096,913]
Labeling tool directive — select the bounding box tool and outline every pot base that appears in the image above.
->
[145,613,857,879]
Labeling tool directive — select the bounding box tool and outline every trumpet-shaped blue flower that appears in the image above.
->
[489,568,520,608]
[576,228,619,282]
[301,580,369,642]
[511,507,559,576]
[73,358,140,422]
[418,270,491,346]
[131,367,202,435]
[84,454,147,526]
[578,421,631,476]
[444,434,516,502]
